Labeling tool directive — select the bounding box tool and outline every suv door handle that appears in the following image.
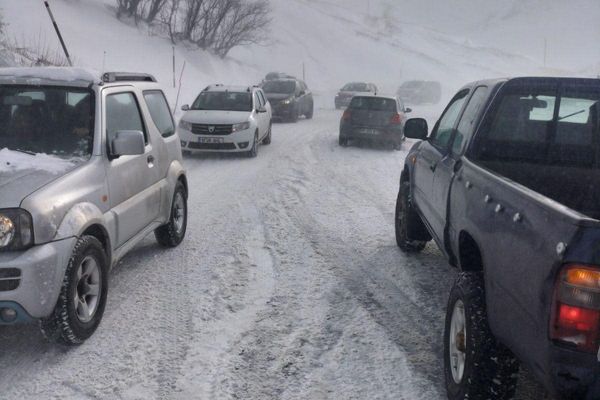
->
[147,155,155,166]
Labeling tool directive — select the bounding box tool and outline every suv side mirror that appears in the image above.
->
[405,107,412,113]
[256,106,267,113]
[299,90,305,96]
[111,130,145,157]
[181,104,190,111]
[404,118,428,140]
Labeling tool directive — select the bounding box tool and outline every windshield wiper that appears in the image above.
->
[11,148,36,156]
[558,109,586,121]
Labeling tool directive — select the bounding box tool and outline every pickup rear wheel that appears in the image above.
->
[395,181,428,252]
[444,272,519,400]
[40,235,109,345]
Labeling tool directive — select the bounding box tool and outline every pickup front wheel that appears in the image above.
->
[395,181,429,252]
[444,272,519,400]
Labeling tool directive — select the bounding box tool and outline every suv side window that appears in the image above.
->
[295,82,302,97]
[430,89,469,150]
[106,92,147,146]
[453,86,489,155]
[143,90,175,138]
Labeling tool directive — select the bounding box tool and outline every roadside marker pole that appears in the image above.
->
[173,61,187,113]
[43,0,73,66]
[173,46,176,88]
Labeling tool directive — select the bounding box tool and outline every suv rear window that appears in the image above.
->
[143,90,175,138]
[349,97,396,111]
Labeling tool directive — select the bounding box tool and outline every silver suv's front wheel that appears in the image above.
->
[41,235,108,345]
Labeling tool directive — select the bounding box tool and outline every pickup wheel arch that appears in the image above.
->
[458,231,483,272]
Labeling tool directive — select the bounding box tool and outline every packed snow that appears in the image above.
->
[0,148,79,174]
[0,0,596,399]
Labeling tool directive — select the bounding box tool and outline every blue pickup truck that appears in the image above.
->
[396,77,600,399]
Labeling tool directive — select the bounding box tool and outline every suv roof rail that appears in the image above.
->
[102,72,157,83]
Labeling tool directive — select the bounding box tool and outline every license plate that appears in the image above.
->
[359,128,378,135]
[198,137,224,144]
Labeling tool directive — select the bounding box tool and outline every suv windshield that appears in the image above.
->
[0,86,94,159]
[262,80,295,94]
[342,83,368,92]
[191,91,252,112]
[349,97,396,111]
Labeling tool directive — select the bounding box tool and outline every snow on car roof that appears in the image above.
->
[205,84,255,93]
[0,67,101,85]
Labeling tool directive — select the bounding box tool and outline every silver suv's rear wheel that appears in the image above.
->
[155,181,188,247]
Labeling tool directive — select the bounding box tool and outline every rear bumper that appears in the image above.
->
[545,345,600,399]
[339,126,403,144]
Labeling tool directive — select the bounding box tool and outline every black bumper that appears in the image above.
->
[546,345,600,399]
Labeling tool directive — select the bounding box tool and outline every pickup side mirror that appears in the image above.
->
[111,130,145,157]
[181,104,190,111]
[404,118,428,140]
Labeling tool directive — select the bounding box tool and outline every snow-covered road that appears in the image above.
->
[0,109,544,399]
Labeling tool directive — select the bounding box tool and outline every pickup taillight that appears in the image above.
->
[550,264,600,353]
[342,110,352,121]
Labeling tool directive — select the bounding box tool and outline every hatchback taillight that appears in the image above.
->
[342,110,352,121]
[390,113,402,124]
[550,264,600,353]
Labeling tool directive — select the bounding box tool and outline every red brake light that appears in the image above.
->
[390,113,402,124]
[550,264,600,353]
[342,110,351,121]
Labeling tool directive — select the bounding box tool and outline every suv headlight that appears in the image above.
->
[179,120,193,131]
[232,121,251,132]
[283,98,293,105]
[0,209,33,251]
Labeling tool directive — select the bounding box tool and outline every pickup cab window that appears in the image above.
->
[430,89,469,150]
[453,86,489,154]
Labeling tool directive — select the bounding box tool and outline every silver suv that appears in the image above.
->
[0,68,188,344]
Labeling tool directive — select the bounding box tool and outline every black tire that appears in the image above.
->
[339,136,348,147]
[444,272,519,400]
[182,150,192,157]
[305,103,314,119]
[262,123,272,145]
[155,181,188,247]
[245,131,259,158]
[289,108,299,123]
[395,181,429,252]
[40,236,109,345]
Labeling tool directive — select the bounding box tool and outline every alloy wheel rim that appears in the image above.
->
[449,300,467,384]
[173,192,185,234]
[74,256,101,323]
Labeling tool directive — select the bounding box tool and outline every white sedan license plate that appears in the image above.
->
[359,128,378,135]
[198,137,224,144]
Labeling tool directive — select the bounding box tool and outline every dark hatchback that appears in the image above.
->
[263,79,314,122]
[339,95,411,149]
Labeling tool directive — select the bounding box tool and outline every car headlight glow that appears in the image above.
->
[0,209,33,251]
[232,121,251,132]
[179,120,193,131]
[283,99,292,105]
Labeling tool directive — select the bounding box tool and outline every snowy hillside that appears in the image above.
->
[1,0,599,109]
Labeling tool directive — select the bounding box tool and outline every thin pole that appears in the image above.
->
[174,61,187,113]
[172,46,176,88]
[43,1,73,66]
[543,38,547,68]
[102,51,107,73]
[302,62,305,81]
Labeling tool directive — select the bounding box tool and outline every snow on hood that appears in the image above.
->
[0,148,79,174]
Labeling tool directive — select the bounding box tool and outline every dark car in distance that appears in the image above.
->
[335,82,378,109]
[339,95,411,149]
[263,78,314,122]
[397,80,442,104]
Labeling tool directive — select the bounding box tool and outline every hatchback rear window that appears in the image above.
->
[349,97,396,111]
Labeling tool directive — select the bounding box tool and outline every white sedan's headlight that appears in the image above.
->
[0,209,33,251]
[232,121,251,132]
[179,120,193,131]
